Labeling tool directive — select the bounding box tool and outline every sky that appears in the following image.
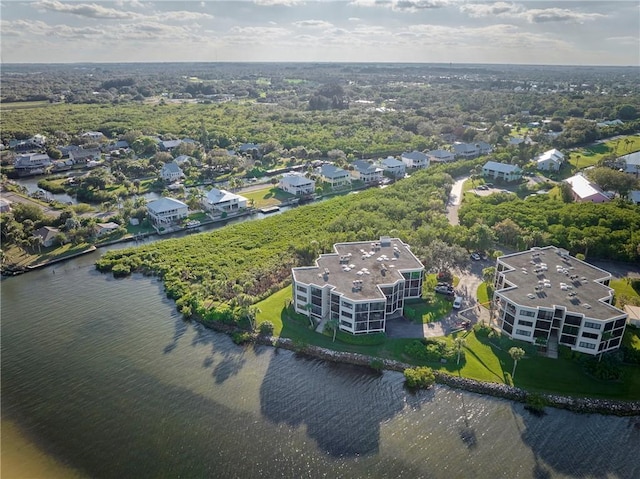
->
[1,0,639,65]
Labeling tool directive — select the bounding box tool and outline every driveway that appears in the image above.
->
[446,176,468,225]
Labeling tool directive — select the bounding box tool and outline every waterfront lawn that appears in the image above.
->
[611,278,640,306]
[242,187,293,208]
[3,242,95,268]
[404,297,451,324]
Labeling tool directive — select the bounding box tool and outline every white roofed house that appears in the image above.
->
[81,131,105,142]
[426,149,455,163]
[32,226,60,248]
[380,156,406,178]
[159,139,182,152]
[535,149,565,171]
[146,197,189,228]
[351,160,383,184]
[203,188,248,214]
[320,164,351,188]
[400,151,430,170]
[619,151,640,177]
[453,142,492,159]
[482,161,522,182]
[279,172,315,195]
[564,174,610,203]
[69,148,101,164]
[160,161,185,182]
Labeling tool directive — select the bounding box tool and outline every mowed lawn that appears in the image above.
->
[241,186,294,208]
[255,285,640,400]
[568,134,640,169]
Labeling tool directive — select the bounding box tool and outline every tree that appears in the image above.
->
[586,167,637,198]
[454,337,466,365]
[509,347,526,380]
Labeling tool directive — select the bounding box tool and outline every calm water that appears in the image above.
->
[2,252,639,479]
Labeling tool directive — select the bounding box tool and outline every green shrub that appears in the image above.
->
[231,331,253,345]
[259,320,274,336]
[112,263,131,277]
[584,356,623,380]
[404,366,436,389]
[370,359,384,372]
[525,393,548,415]
[504,372,514,386]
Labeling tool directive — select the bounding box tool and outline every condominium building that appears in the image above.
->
[292,237,424,334]
[492,246,627,355]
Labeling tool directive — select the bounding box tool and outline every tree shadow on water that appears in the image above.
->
[163,313,189,354]
[259,351,434,458]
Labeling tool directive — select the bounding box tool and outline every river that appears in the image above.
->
[2,251,639,479]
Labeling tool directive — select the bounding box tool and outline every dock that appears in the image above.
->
[259,206,280,214]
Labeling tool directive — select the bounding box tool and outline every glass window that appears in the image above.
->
[584,321,601,330]
[579,341,596,350]
[515,329,532,336]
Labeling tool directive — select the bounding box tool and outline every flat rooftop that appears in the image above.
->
[497,246,624,321]
[293,238,424,301]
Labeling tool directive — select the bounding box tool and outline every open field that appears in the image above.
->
[241,186,294,208]
[0,100,55,110]
[568,134,640,169]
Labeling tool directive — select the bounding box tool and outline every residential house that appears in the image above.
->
[380,156,406,178]
[597,119,624,128]
[146,197,189,227]
[160,162,185,182]
[238,143,261,158]
[535,149,564,171]
[618,151,640,177]
[13,153,52,176]
[69,148,101,164]
[174,155,195,166]
[400,151,430,170]
[482,161,522,182]
[564,174,610,203]
[95,222,120,237]
[203,188,248,214]
[58,145,82,158]
[453,142,492,159]
[279,172,315,196]
[320,164,351,188]
[81,131,105,142]
[292,237,424,334]
[159,139,182,152]
[351,160,383,184]
[33,226,60,248]
[426,149,455,163]
[9,135,46,152]
[492,246,627,355]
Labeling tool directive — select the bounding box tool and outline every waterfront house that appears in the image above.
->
[95,222,120,237]
[13,153,52,176]
[320,164,351,188]
[380,157,406,178]
[292,237,424,334]
[564,174,610,203]
[33,226,60,248]
[160,162,185,182]
[482,161,522,182]
[146,197,189,227]
[492,246,627,355]
[279,172,315,195]
[69,148,101,164]
[351,160,383,184]
[203,188,248,213]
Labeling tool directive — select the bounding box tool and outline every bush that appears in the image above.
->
[584,355,623,380]
[525,393,548,416]
[112,263,131,277]
[259,320,274,336]
[370,358,384,372]
[231,331,253,345]
[404,366,436,389]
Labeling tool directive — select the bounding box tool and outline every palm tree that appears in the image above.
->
[509,347,526,380]
[328,317,339,342]
[454,337,466,365]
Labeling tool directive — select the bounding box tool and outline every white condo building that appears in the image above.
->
[492,246,627,355]
[292,237,424,334]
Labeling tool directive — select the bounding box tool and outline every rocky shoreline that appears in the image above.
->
[199,318,640,417]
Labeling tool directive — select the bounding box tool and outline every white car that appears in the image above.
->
[452,296,463,309]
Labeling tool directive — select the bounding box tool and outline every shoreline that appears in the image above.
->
[199,317,640,416]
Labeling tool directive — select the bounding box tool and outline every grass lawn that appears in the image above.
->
[404,298,451,324]
[4,242,95,268]
[242,187,294,208]
[611,278,640,307]
[0,100,54,110]
[476,282,491,307]
[568,135,640,170]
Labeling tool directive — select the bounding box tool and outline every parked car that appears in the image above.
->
[452,296,463,309]
[435,284,454,295]
[470,252,481,261]
[477,185,489,190]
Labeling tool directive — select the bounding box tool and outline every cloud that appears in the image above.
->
[460,3,606,24]
[292,20,334,28]
[351,0,452,12]
[605,36,639,46]
[153,11,214,22]
[34,0,137,19]
[254,0,303,5]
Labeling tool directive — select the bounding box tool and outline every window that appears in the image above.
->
[579,341,596,350]
[584,321,601,330]
[341,301,353,309]
[519,310,536,317]
[581,332,599,340]
[518,320,533,327]
[515,329,532,337]
[296,285,307,293]
[296,294,306,303]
